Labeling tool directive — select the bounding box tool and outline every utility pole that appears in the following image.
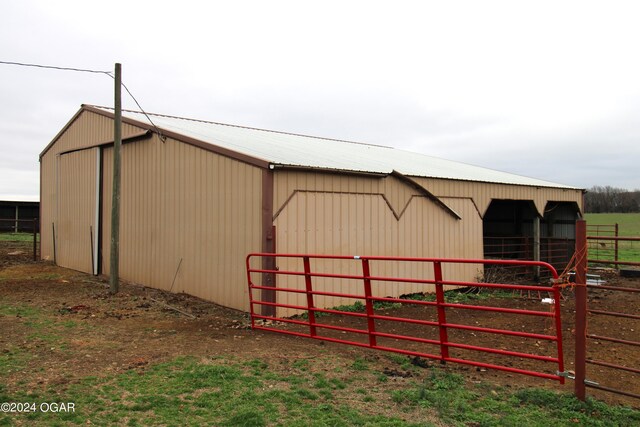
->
[109,63,122,294]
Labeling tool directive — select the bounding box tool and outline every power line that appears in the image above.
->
[108,75,166,142]
[0,60,165,141]
[0,60,111,75]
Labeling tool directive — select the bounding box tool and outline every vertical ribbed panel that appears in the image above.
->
[39,153,56,261]
[273,190,485,316]
[55,150,96,273]
[101,147,113,275]
[273,171,583,221]
[40,110,147,262]
[272,170,581,316]
[104,136,262,311]
[273,172,556,316]
[42,109,263,312]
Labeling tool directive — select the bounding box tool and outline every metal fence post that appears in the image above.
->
[362,258,377,347]
[303,256,317,337]
[574,219,588,401]
[434,261,450,363]
[32,218,37,261]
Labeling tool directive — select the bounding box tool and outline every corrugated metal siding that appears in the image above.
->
[43,109,263,312]
[39,152,56,261]
[101,147,113,274]
[272,172,485,316]
[55,149,96,273]
[40,110,148,261]
[274,171,582,221]
[271,170,581,316]
[414,177,583,217]
[274,172,422,220]
[102,135,262,311]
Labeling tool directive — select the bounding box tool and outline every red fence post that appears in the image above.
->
[575,219,588,401]
[261,226,277,316]
[303,256,317,337]
[361,259,377,347]
[434,261,450,363]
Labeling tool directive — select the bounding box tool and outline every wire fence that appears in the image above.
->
[483,236,575,279]
[587,223,640,267]
[0,218,39,260]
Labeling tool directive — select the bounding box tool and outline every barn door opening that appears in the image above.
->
[483,200,579,277]
[483,199,538,260]
[541,201,580,272]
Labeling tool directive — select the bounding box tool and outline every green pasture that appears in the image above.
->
[584,213,640,264]
[584,213,640,236]
[0,232,38,243]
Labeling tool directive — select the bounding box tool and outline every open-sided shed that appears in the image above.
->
[0,200,39,232]
[40,105,583,312]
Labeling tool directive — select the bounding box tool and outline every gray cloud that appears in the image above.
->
[2,1,640,200]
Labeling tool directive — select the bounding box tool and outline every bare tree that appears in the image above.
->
[585,186,640,213]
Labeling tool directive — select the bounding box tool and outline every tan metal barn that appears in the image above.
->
[40,105,584,313]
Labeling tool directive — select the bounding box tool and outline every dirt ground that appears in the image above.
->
[1,240,638,410]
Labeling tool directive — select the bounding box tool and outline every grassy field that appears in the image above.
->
[2,351,638,426]
[0,232,38,243]
[2,258,639,426]
[584,213,640,236]
[584,213,640,264]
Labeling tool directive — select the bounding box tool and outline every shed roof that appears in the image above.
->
[91,105,575,189]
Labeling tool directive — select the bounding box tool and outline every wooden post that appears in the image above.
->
[574,219,588,401]
[109,63,122,294]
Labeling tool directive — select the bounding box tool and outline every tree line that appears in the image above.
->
[584,186,640,213]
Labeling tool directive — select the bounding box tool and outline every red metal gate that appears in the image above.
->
[575,220,640,401]
[247,254,565,383]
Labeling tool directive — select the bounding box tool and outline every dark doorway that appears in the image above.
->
[483,199,579,278]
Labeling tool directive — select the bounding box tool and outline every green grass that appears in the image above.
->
[389,368,639,427]
[2,356,637,427]
[0,232,38,242]
[584,213,640,236]
[0,357,422,426]
[584,213,640,264]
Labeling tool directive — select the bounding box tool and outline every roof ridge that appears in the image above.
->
[88,105,392,149]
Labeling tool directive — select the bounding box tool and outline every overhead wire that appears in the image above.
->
[0,60,166,141]
[0,60,111,75]
[104,74,166,142]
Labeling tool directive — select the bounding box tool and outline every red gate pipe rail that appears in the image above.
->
[246,253,565,384]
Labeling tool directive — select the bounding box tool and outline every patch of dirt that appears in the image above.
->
[0,240,638,410]
[275,270,639,408]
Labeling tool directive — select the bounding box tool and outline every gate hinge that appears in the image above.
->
[556,371,599,386]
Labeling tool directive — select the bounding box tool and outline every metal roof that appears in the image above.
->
[99,106,576,189]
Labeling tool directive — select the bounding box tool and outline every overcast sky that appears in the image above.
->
[1,1,639,201]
